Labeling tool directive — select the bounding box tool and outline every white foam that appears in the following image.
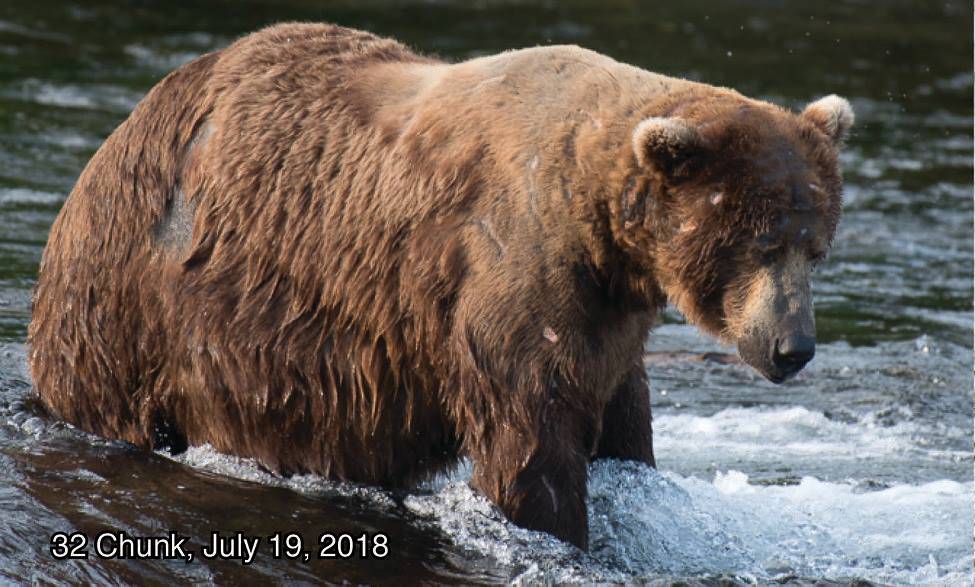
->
[695,469,974,584]
[654,405,968,464]
[167,444,972,584]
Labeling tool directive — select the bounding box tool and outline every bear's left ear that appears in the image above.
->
[801,95,854,144]
[632,117,704,175]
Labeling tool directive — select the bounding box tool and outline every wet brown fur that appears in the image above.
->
[28,23,846,549]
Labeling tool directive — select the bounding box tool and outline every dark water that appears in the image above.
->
[0,1,971,584]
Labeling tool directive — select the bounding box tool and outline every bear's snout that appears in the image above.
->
[772,332,816,379]
[737,326,816,384]
[730,248,818,384]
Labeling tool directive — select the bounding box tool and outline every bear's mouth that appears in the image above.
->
[757,369,789,385]
[743,362,800,385]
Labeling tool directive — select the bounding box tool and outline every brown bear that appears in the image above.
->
[28,23,853,549]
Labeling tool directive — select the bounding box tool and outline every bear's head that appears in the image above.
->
[630,94,853,383]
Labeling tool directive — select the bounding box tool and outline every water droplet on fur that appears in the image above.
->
[542,326,559,343]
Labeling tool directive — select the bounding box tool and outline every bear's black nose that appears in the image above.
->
[772,333,816,377]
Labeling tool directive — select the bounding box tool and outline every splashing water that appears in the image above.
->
[167,445,973,585]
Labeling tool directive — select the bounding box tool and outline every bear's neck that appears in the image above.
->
[558,127,670,315]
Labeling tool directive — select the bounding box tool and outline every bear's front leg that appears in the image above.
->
[594,364,655,466]
[468,398,597,550]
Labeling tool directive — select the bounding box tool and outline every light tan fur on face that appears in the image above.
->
[726,249,813,340]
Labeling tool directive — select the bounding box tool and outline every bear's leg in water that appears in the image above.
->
[594,364,655,466]
[468,397,596,550]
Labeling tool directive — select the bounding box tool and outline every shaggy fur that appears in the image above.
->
[29,23,850,549]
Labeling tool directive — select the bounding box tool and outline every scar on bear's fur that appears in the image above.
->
[153,121,212,254]
[153,188,195,253]
[28,23,852,551]
[476,218,507,258]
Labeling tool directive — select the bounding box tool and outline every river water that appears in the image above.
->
[0,1,971,584]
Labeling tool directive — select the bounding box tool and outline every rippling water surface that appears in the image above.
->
[0,1,971,584]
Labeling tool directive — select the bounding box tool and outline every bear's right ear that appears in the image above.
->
[632,117,704,175]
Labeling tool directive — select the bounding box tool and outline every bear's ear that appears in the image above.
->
[801,95,854,144]
[632,117,704,174]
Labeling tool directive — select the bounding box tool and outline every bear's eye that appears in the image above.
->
[755,234,778,250]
